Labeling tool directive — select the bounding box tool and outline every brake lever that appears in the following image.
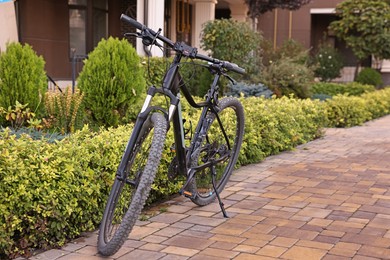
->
[223,72,237,85]
[124,32,142,38]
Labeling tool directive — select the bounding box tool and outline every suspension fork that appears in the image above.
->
[116,84,178,180]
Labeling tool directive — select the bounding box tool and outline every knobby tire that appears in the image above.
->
[98,112,167,256]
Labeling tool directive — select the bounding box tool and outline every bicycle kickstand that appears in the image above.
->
[211,166,229,218]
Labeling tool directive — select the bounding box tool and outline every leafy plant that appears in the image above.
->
[44,87,84,133]
[0,42,47,116]
[0,101,39,130]
[263,58,314,98]
[355,67,383,88]
[201,19,263,81]
[77,37,146,127]
[263,39,309,66]
[312,44,344,82]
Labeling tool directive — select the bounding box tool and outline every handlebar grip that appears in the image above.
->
[224,62,246,75]
[120,14,144,31]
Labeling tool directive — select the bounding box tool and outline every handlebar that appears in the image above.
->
[120,14,245,75]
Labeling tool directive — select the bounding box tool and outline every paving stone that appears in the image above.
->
[269,237,298,248]
[270,226,319,240]
[210,241,237,250]
[117,249,166,259]
[357,245,390,259]
[161,246,199,257]
[281,246,327,260]
[153,226,184,237]
[233,244,259,254]
[234,253,275,260]
[57,253,110,260]
[256,245,287,257]
[148,212,189,224]
[163,235,214,250]
[29,249,70,260]
[195,247,240,259]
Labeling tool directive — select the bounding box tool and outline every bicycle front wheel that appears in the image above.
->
[98,112,167,256]
[189,97,245,206]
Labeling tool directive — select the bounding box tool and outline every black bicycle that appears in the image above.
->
[98,14,245,256]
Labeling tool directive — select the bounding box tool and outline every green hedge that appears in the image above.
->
[2,87,390,258]
[312,82,376,97]
[325,87,390,127]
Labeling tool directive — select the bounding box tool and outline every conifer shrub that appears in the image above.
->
[77,37,145,127]
[225,81,273,98]
[0,42,47,116]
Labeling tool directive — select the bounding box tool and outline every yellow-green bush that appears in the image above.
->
[0,125,129,259]
[239,96,325,164]
[3,88,390,258]
[324,87,390,127]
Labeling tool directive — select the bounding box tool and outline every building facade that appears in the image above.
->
[1,0,389,85]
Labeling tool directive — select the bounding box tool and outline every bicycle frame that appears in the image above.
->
[116,51,226,191]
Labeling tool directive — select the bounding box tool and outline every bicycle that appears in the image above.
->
[98,14,246,256]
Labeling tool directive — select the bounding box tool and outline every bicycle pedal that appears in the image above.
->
[182,190,195,199]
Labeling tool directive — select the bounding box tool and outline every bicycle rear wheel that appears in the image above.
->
[189,97,244,206]
[98,112,167,256]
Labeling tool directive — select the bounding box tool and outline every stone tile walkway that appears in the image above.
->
[23,115,390,259]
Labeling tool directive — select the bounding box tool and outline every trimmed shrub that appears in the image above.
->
[239,96,325,164]
[311,82,375,97]
[358,87,390,119]
[263,58,314,98]
[325,95,371,127]
[0,125,129,259]
[77,37,146,127]
[0,42,47,116]
[356,67,383,88]
[312,44,344,82]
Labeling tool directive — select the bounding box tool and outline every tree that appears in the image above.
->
[329,0,390,73]
[245,0,311,18]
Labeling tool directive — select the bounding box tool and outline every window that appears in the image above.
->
[93,0,108,47]
[69,0,108,57]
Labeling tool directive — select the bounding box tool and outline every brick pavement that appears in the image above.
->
[22,115,390,259]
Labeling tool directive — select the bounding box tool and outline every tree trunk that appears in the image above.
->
[354,60,362,81]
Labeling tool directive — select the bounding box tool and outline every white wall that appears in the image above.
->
[0,0,18,52]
